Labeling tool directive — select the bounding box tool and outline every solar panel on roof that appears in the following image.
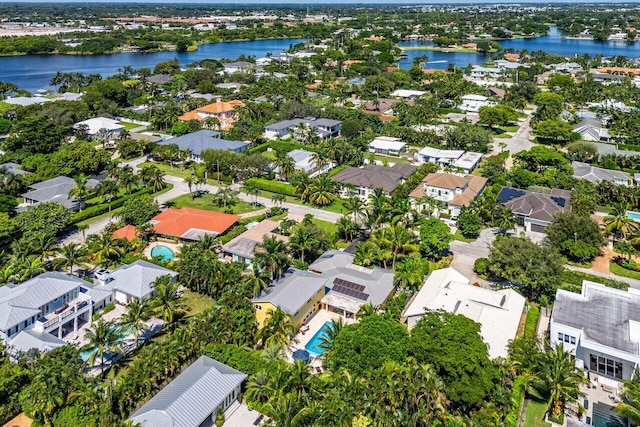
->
[333,278,366,292]
[332,278,369,301]
[497,187,526,203]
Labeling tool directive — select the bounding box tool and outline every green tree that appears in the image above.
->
[55,243,88,275]
[605,203,639,242]
[478,105,518,128]
[96,179,119,221]
[545,212,605,262]
[120,299,152,349]
[616,369,640,424]
[394,257,429,291]
[253,236,290,280]
[419,218,452,258]
[535,119,577,145]
[83,319,124,378]
[533,92,564,122]
[566,141,598,162]
[16,202,71,237]
[118,194,159,226]
[258,307,297,348]
[456,208,483,239]
[152,275,181,324]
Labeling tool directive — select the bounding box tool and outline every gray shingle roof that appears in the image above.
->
[553,281,640,355]
[158,130,249,155]
[331,164,417,193]
[22,176,100,209]
[497,187,571,222]
[108,260,177,299]
[252,269,326,315]
[129,356,246,427]
[0,272,88,330]
[572,161,629,184]
[265,117,341,132]
[0,162,28,175]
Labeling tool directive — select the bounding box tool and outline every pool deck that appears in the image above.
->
[285,309,356,366]
[144,241,181,260]
[566,375,623,424]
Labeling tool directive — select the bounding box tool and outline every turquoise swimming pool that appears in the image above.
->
[151,245,175,262]
[304,321,332,356]
[627,211,640,222]
[79,324,134,362]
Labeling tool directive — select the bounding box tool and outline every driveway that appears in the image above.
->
[491,109,536,169]
[593,142,639,157]
[449,227,498,286]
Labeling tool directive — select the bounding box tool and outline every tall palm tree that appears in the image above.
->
[141,166,165,192]
[18,256,45,282]
[336,216,360,241]
[243,265,272,297]
[121,299,151,349]
[394,257,429,291]
[253,236,290,280]
[83,319,124,378]
[289,227,317,264]
[605,203,639,242]
[274,151,296,181]
[96,179,119,221]
[353,242,374,267]
[183,174,195,199]
[243,184,261,206]
[316,318,344,358]
[306,174,337,207]
[493,206,516,236]
[68,174,91,212]
[55,243,88,275]
[152,275,181,324]
[384,225,419,268]
[87,231,124,268]
[616,369,640,424]
[344,196,365,223]
[258,307,297,347]
[271,193,287,208]
[30,232,59,261]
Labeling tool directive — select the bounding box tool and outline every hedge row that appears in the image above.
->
[244,178,297,197]
[246,140,312,155]
[503,376,525,427]
[71,186,155,224]
[560,269,628,290]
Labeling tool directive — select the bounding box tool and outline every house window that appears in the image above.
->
[558,332,563,341]
[590,354,623,379]
[570,336,576,345]
[564,334,570,343]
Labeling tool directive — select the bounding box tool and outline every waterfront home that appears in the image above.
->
[409,173,487,217]
[223,61,254,73]
[157,130,249,162]
[551,280,640,382]
[22,175,100,211]
[367,136,407,156]
[332,164,417,200]
[469,67,504,82]
[129,356,246,427]
[572,161,629,186]
[414,147,483,173]
[263,117,341,140]
[152,208,240,242]
[178,100,245,131]
[221,219,288,266]
[496,187,572,232]
[403,267,525,359]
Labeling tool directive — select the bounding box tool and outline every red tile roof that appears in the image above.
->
[112,225,139,241]
[152,207,240,239]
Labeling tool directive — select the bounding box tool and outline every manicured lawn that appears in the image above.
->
[523,304,540,340]
[313,218,339,236]
[372,154,412,165]
[118,121,142,130]
[494,133,512,139]
[523,399,550,427]
[138,161,195,180]
[609,261,640,280]
[180,289,217,319]
[170,193,261,215]
[452,229,476,243]
[500,125,519,133]
[254,188,348,215]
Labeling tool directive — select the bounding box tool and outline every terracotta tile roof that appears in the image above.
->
[423,173,469,190]
[152,207,240,240]
[196,100,245,114]
[112,225,139,241]
[597,67,640,76]
[178,110,201,122]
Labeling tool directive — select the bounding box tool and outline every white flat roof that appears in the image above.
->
[369,137,406,151]
[461,94,488,101]
[418,146,464,160]
[74,117,124,135]
[390,89,426,98]
[452,152,483,170]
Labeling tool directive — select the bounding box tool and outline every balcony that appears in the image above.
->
[38,294,92,331]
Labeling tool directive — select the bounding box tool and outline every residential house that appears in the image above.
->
[459,94,492,113]
[409,173,488,217]
[286,149,320,175]
[252,269,327,328]
[309,250,396,319]
[368,136,407,155]
[0,162,28,176]
[548,62,583,73]
[469,67,504,82]
[263,117,341,140]
[223,61,254,73]
[145,74,173,85]
[94,260,178,305]
[573,117,611,142]
[362,97,414,116]
[74,117,124,139]
[496,187,572,232]
[178,100,245,131]
[129,356,246,427]
[572,161,629,186]
[551,280,640,382]
[157,130,249,162]
[152,207,240,241]
[389,89,426,99]
[22,175,100,211]
[0,273,94,346]
[221,219,288,266]
[403,267,526,359]
[414,147,483,173]
[487,87,506,100]
[332,164,417,199]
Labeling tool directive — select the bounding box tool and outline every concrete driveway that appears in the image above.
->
[449,227,498,286]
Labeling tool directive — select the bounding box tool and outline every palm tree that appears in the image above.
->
[353,242,374,267]
[605,203,639,242]
[261,341,285,362]
[183,175,195,199]
[258,307,297,347]
[310,150,327,172]
[253,236,290,280]
[344,196,365,223]
[271,193,287,207]
[357,303,377,319]
[121,299,151,349]
[274,151,296,181]
[96,179,119,221]
[56,243,88,275]
[316,318,344,358]
[394,257,429,291]
[243,184,261,206]
[289,227,317,264]
[83,319,124,378]
[142,166,165,192]
[616,369,640,424]
[87,231,124,268]
[68,174,91,212]
[152,275,181,324]
[306,174,337,206]
[493,206,516,236]
[243,265,272,297]
[18,256,45,282]
[30,232,59,261]
[527,344,588,419]
[336,216,360,241]
[385,225,419,268]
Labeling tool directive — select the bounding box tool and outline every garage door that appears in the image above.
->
[531,224,546,233]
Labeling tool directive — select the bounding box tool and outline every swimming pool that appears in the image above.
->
[151,245,175,262]
[627,211,640,222]
[304,321,332,357]
[592,402,626,427]
[79,324,134,362]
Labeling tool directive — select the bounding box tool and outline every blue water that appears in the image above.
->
[627,211,640,222]
[151,245,175,262]
[398,26,640,71]
[79,324,134,362]
[0,37,306,93]
[592,406,626,427]
[304,321,332,356]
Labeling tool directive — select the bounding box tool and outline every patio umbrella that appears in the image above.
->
[292,349,311,363]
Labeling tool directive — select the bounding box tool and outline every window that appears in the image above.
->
[570,336,576,345]
[564,334,570,343]
[558,332,563,341]
[590,354,623,380]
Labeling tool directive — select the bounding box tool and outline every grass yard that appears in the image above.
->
[180,289,217,319]
[313,218,339,236]
[170,193,261,215]
[523,399,550,427]
[452,229,476,243]
[138,161,195,180]
[523,304,540,340]
[500,125,520,133]
[253,188,349,214]
[609,261,640,280]
[118,121,142,130]
[372,154,412,165]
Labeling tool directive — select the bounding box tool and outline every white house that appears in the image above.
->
[470,67,504,81]
[368,136,407,156]
[403,267,526,359]
[551,281,640,382]
[409,173,488,217]
[96,260,178,305]
[223,61,254,73]
[74,117,124,139]
[129,356,247,427]
[390,89,426,99]
[264,117,341,140]
[414,147,483,173]
[459,94,492,113]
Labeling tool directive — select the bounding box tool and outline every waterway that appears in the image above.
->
[3,26,640,93]
[0,38,306,93]
[398,26,640,70]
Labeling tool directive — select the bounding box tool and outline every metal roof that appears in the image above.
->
[22,176,100,209]
[129,356,246,427]
[158,130,248,155]
[8,329,67,354]
[572,161,629,184]
[252,269,326,315]
[108,260,177,299]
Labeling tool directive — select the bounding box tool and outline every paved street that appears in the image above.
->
[491,109,536,168]
[449,228,498,286]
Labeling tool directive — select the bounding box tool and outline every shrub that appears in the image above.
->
[71,186,155,224]
[244,178,297,197]
[103,302,115,314]
[474,257,489,275]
